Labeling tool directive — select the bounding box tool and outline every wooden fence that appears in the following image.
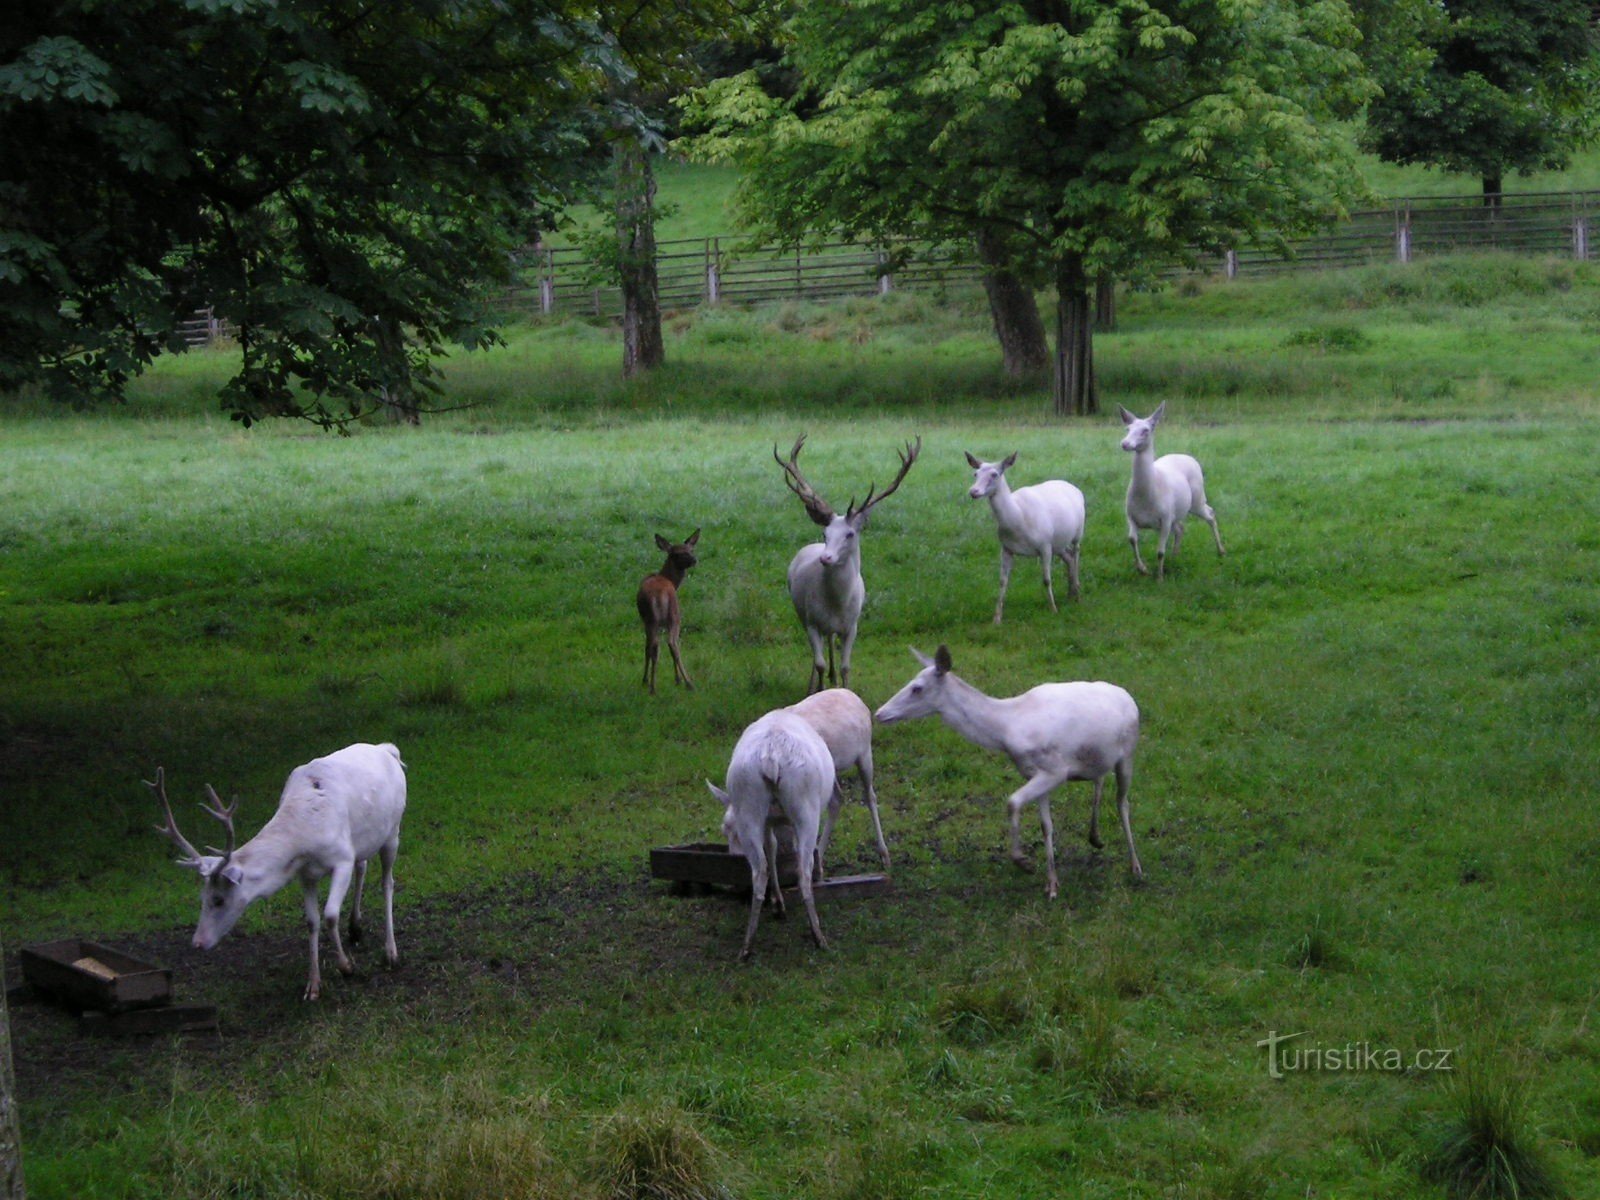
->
[500,189,1600,320]
[178,190,1600,343]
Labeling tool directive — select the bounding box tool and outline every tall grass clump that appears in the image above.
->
[590,1107,729,1200]
[1420,1060,1563,1200]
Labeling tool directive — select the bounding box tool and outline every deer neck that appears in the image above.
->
[935,674,1015,755]
[1127,441,1162,498]
[986,475,1022,524]
[227,822,305,901]
[658,559,689,589]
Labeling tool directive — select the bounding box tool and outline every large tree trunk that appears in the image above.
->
[1482,174,1502,210]
[1094,274,1116,332]
[373,316,420,425]
[1052,253,1097,417]
[974,228,1048,377]
[616,139,664,379]
[1,944,24,1200]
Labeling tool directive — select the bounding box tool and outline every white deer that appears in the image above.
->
[150,742,407,1000]
[965,451,1086,624]
[1119,402,1225,579]
[874,647,1142,899]
[787,688,888,877]
[774,434,922,694]
[707,709,836,960]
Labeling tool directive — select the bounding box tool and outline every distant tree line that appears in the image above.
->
[2,1,1596,424]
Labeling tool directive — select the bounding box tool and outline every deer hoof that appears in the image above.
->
[303,984,321,1002]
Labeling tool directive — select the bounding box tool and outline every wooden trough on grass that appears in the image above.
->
[19,938,217,1036]
[649,839,891,901]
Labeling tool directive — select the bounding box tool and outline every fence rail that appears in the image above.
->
[181,190,1600,343]
[502,190,1600,320]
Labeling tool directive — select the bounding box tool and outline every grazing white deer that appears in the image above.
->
[787,688,888,877]
[874,647,1142,899]
[636,528,700,694]
[150,742,407,1000]
[707,708,836,960]
[965,451,1086,624]
[775,434,922,694]
[1118,402,1224,579]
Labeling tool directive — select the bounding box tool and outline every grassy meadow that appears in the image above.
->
[3,253,1600,1199]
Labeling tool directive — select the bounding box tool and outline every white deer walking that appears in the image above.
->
[875,647,1142,899]
[965,451,1086,623]
[1119,402,1224,579]
[775,434,921,693]
[150,742,407,1000]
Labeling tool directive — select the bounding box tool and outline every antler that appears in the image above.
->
[199,785,239,862]
[848,435,922,520]
[773,434,836,527]
[146,767,205,867]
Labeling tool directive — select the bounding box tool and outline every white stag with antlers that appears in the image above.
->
[774,433,922,694]
[149,742,407,1000]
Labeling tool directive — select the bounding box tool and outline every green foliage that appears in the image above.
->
[1360,0,1600,188]
[0,1,632,423]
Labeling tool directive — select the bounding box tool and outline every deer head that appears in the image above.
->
[775,434,922,561]
[148,768,251,950]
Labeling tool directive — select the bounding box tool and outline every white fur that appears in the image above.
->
[786,688,887,876]
[1118,402,1224,578]
[875,648,1141,899]
[155,742,407,1000]
[707,709,836,960]
[965,451,1086,623]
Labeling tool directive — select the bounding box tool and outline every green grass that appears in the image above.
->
[4,255,1600,1198]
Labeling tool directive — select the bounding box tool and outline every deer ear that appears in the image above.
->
[220,863,245,887]
[706,780,729,805]
[654,533,671,551]
[1151,401,1166,425]
[911,647,934,668]
[1118,405,1136,426]
[686,528,700,547]
[964,451,980,469]
[934,645,952,675]
[1000,451,1018,471]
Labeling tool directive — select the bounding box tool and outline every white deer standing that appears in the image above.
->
[1119,402,1225,579]
[707,708,836,960]
[874,647,1142,899]
[965,451,1086,624]
[787,688,889,877]
[150,741,407,1000]
[775,434,921,694]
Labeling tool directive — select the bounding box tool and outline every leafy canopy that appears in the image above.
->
[682,0,1377,284]
[1,0,631,425]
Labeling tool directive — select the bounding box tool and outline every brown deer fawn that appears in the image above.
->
[636,528,700,693]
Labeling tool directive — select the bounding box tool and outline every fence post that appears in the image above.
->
[706,238,721,305]
[1574,216,1589,262]
[539,247,554,314]
[1224,250,1238,280]
[877,246,893,295]
[1396,203,1412,264]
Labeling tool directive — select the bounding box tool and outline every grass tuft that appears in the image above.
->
[591,1106,728,1200]
[1420,1060,1563,1200]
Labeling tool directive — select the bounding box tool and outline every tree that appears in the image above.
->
[1,0,625,426]
[615,136,666,377]
[1,942,21,1200]
[683,0,1374,415]
[1360,0,1599,204]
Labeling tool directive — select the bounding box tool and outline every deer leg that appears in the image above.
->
[321,861,357,977]
[1064,541,1082,600]
[302,883,324,1001]
[1200,504,1225,556]
[826,635,838,688]
[643,628,660,693]
[860,750,890,871]
[1040,547,1058,612]
[1127,516,1149,575]
[763,824,786,916]
[1037,794,1059,901]
[739,841,768,961]
[837,624,857,690]
[793,813,828,950]
[994,548,1013,624]
[804,627,827,694]
[1116,758,1143,880]
[1006,772,1067,897]
[667,621,694,689]
[1088,776,1105,849]
[1155,517,1175,580]
[348,858,368,944]
[815,784,843,883]
[379,837,400,967]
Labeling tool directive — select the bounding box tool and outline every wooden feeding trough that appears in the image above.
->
[649,839,891,900]
[19,938,216,1036]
